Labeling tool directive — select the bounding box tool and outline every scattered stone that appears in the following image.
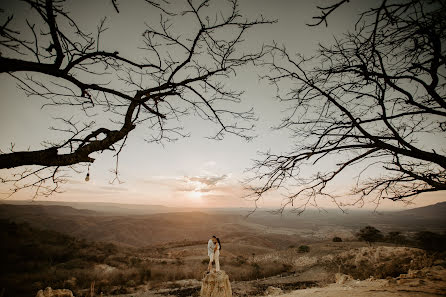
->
[264,286,283,296]
[94,263,116,274]
[36,287,74,297]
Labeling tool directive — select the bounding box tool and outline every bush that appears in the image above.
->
[251,262,261,278]
[332,237,342,242]
[297,245,310,253]
[385,231,407,245]
[357,226,383,246]
[413,231,446,251]
[233,255,247,265]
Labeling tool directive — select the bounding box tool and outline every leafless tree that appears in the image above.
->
[0,0,273,198]
[248,0,446,213]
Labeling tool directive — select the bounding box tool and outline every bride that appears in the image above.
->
[207,235,221,273]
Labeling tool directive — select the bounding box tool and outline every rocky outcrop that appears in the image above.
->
[200,270,232,297]
[35,287,74,297]
[335,273,353,284]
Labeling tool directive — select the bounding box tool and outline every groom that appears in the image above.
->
[207,235,218,273]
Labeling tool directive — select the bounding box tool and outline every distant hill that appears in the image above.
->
[0,203,99,217]
[243,202,446,233]
[0,204,269,247]
[1,200,445,248]
[0,200,185,215]
[397,202,446,219]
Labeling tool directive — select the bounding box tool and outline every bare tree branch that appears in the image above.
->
[248,0,446,212]
[0,0,274,198]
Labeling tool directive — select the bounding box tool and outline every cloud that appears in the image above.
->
[197,188,212,193]
[188,174,227,186]
[178,174,230,195]
[143,174,228,192]
[139,174,249,206]
[141,174,230,197]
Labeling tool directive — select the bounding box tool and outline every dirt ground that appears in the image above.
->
[106,265,446,297]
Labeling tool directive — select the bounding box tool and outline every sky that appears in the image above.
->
[0,0,445,210]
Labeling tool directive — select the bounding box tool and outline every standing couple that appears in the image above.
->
[207,235,221,273]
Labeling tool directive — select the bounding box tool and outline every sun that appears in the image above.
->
[190,190,203,199]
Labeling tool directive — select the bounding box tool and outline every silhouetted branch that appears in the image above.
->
[307,0,350,27]
[0,0,274,198]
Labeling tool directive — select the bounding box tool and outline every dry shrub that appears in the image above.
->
[223,261,292,281]
[150,263,202,282]
[292,255,318,267]
[223,265,252,281]
[329,246,432,279]
[298,245,310,253]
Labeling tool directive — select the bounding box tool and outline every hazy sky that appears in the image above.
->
[1,0,445,210]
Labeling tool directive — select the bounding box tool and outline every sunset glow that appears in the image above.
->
[190,191,204,199]
[0,0,444,211]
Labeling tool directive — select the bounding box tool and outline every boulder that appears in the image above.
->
[200,270,232,297]
[264,286,283,295]
[36,287,74,297]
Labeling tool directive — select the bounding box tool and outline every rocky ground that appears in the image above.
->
[281,265,446,297]
[33,245,445,297]
[103,265,446,297]
[104,255,446,297]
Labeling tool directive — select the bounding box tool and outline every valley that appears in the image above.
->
[0,201,445,297]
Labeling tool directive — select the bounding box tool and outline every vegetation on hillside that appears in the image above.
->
[1,214,445,297]
[0,220,294,296]
[0,220,125,296]
[356,225,446,251]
